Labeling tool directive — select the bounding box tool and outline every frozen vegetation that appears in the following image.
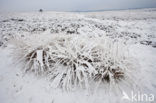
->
[0,8,156,103]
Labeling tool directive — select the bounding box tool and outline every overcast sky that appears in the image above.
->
[0,0,156,12]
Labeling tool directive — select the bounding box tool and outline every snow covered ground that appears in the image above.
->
[0,8,156,103]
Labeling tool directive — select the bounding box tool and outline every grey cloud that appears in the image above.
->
[0,0,156,12]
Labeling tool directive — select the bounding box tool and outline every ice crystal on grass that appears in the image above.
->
[10,34,136,91]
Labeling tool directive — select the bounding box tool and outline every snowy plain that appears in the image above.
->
[0,8,156,103]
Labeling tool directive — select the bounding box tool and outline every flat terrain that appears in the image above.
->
[0,8,156,103]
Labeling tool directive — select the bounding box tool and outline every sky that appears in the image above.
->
[0,0,156,12]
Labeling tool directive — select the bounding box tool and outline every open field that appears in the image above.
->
[0,8,156,103]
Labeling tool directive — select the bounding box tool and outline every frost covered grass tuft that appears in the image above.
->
[10,34,136,91]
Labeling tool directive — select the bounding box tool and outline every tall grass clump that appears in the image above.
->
[10,34,136,91]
